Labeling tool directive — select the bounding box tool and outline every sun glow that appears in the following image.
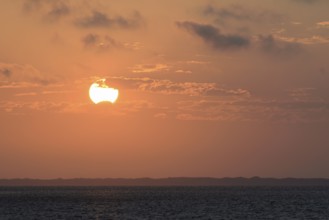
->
[89,79,119,104]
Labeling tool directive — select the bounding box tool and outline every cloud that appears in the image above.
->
[176,21,250,50]
[176,99,329,122]
[176,100,243,121]
[82,33,99,46]
[0,68,11,77]
[257,35,302,56]
[176,113,222,121]
[289,88,317,101]
[233,99,329,110]
[118,100,155,113]
[23,0,71,22]
[110,76,250,97]
[82,34,140,51]
[175,70,192,74]
[22,0,43,12]
[291,0,319,4]
[316,21,329,28]
[0,62,57,88]
[75,10,143,29]
[0,99,158,116]
[185,60,210,65]
[131,64,170,73]
[0,101,74,114]
[14,92,37,97]
[203,5,283,24]
[154,113,168,119]
[204,5,252,21]
[0,82,39,89]
[45,2,70,22]
[22,1,143,29]
[82,34,121,50]
[276,35,329,44]
[41,90,72,95]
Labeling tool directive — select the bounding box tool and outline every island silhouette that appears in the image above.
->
[1,177,329,186]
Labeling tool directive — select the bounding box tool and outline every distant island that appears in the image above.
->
[1,177,329,186]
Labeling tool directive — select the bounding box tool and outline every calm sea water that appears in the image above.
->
[0,186,329,219]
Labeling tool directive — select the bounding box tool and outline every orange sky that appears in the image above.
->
[1,0,329,178]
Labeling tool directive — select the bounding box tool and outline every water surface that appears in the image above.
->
[1,186,328,219]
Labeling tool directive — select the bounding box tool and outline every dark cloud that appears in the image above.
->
[176,21,302,55]
[23,0,70,22]
[45,2,70,21]
[258,35,302,56]
[22,1,143,28]
[75,11,143,29]
[0,68,11,77]
[176,21,250,50]
[82,34,99,47]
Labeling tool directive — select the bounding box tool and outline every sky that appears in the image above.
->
[1,0,329,179]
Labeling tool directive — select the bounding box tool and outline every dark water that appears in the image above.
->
[1,186,329,219]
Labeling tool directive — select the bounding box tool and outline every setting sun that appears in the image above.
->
[89,79,119,104]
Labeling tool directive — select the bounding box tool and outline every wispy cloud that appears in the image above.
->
[41,90,71,95]
[275,35,329,44]
[291,0,320,4]
[175,70,192,74]
[289,88,317,101]
[257,35,302,56]
[82,33,140,51]
[110,76,250,97]
[185,60,210,65]
[177,100,249,122]
[0,99,159,116]
[177,99,329,122]
[316,21,329,28]
[203,4,283,25]
[14,92,37,97]
[0,101,74,114]
[0,82,39,89]
[154,113,168,119]
[131,64,170,73]
[0,62,57,88]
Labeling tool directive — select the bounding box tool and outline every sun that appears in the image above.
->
[89,79,119,104]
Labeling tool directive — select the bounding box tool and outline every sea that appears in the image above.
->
[0,186,329,219]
